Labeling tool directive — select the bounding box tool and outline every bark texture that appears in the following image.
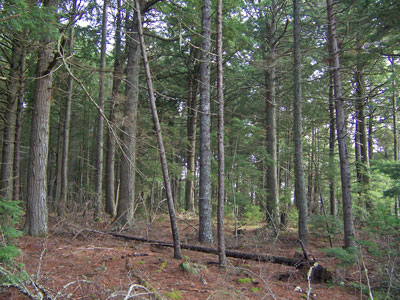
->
[198,0,213,244]
[293,0,308,246]
[326,0,355,248]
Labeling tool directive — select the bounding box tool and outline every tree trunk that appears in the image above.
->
[12,48,26,202]
[136,0,182,259]
[263,0,279,229]
[25,0,59,236]
[328,70,336,215]
[198,0,213,244]
[115,10,140,227]
[326,0,356,248]
[58,0,77,216]
[184,53,199,212]
[216,0,226,266]
[105,0,123,217]
[0,43,20,199]
[94,0,108,220]
[293,0,308,246]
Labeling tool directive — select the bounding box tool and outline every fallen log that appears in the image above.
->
[106,231,332,283]
[107,231,300,267]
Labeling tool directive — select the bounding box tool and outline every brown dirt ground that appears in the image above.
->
[0,214,367,300]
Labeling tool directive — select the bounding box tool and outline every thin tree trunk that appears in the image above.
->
[94,0,108,220]
[58,0,77,216]
[105,0,123,216]
[326,0,356,248]
[198,0,213,244]
[216,0,226,267]
[328,71,336,215]
[0,43,19,199]
[185,56,199,212]
[12,47,26,202]
[293,0,308,246]
[136,0,181,259]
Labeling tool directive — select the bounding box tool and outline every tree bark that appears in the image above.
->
[198,0,213,244]
[105,0,123,217]
[25,0,59,236]
[94,0,108,220]
[115,9,140,227]
[293,0,308,246]
[216,0,226,267]
[328,71,336,215]
[326,0,356,248]
[58,0,77,216]
[0,43,19,199]
[263,0,279,229]
[136,0,182,259]
[12,47,26,202]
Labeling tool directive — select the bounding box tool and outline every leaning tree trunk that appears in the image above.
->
[326,0,355,248]
[198,0,213,244]
[136,0,181,259]
[105,0,123,217]
[94,0,108,220]
[25,0,59,236]
[293,0,308,246]
[0,43,20,199]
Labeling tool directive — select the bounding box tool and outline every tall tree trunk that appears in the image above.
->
[216,0,226,266]
[198,0,213,244]
[184,53,199,212]
[94,0,108,220]
[326,0,356,248]
[25,0,58,236]
[293,0,308,246]
[58,0,77,216]
[105,0,123,216]
[115,10,140,227]
[12,48,26,202]
[136,0,181,259]
[263,0,279,229]
[328,71,336,215]
[390,56,399,216]
[0,43,20,199]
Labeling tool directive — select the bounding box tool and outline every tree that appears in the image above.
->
[216,0,226,266]
[326,0,355,248]
[25,0,59,237]
[94,0,108,220]
[136,0,181,259]
[198,0,213,244]
[293,0,308,246]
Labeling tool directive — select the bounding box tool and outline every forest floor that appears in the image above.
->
[1,213,368,300]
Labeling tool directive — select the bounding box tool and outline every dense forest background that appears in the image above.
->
[0,0,400,298]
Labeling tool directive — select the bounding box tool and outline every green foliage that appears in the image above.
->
[309,214,343,238]
[237,277,251,284]
[322,247,358,267]
[0,200,24,284]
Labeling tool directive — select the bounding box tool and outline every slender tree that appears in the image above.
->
[94,0,108,220]
[326,0,355,248]
[136,0,181,259]
[293,0,308,246]
[198,0,213,244]
[58,0,77,216]
[105,0,123,216]
[216,0,226,266]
